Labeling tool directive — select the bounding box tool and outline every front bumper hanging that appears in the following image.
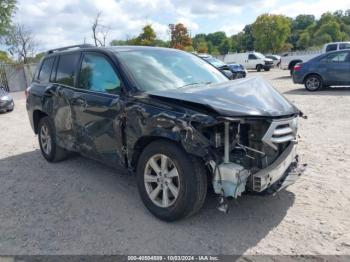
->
[252,141,305,192]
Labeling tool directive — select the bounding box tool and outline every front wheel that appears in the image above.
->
[136,140,207,221]
[38,117,69,162]
[256,64,263,72]
[304,75,323,91]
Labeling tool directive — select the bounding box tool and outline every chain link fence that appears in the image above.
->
[0,63,37,92]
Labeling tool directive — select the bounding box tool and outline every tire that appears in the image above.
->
[290,68,294,76]
[136,140,207,221]
[38,116,69,162]
[304,74,323,91]
[264,67,270,72]
[256,64,263,72]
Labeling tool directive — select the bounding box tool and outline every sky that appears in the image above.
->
[13,0,350,52]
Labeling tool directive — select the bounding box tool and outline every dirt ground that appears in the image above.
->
[0,69,349,255]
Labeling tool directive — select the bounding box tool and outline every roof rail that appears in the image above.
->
[46,44,94,54]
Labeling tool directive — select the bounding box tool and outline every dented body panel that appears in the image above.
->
[147,77,299,118]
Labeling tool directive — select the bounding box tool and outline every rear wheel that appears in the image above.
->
[136,140,207,221]
[304,74,323,91]
[38,117,69,162]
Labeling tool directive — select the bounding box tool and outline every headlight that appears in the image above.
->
[1,95,10,101]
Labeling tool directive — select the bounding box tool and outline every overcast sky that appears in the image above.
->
[14,0,350,52]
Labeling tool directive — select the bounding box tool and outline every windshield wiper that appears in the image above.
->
[178,81,212,89]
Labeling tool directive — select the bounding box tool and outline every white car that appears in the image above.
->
[222,52,273,72]
[265,55,281,67]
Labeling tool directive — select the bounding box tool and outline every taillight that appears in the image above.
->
[294,64,301,71]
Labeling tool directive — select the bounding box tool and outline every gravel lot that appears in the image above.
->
[0,69,349,255]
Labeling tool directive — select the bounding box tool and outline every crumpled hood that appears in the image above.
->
[146,77,299,117]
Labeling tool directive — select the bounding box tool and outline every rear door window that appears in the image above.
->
[56,53,80,87]
[78,53,121,95]
[38,57,55,83]
[339,43,350,50]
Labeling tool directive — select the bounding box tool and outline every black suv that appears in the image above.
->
[26,45,305,221]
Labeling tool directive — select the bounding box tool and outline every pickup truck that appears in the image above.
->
[280,42,350,74]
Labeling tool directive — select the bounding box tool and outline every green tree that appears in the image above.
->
[192,33,207,50]
[218,38,230,55]
[206,31,226,47]
[196,38,208,53]
[252,14,291,53]
[242,25,254,51]
[110,39,128,46]
[0,0,16,36]
[289,15,315,49]
[0,50,12,63]
[297,31,311,49]
[137,24,156,46]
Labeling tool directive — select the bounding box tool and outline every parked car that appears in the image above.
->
[196,54,234,79]
[201,55,247,79]
[227,63,247,79]
[26,45,305,221]
[0,86,14,113]
[280,42,350,75]
[222,52,273,72]
[293,49,350,91]
[265,55,281,67]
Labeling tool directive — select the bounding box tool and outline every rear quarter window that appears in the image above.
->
[38,57,55,83]
[56,53,80,87]
[325,44,337,52]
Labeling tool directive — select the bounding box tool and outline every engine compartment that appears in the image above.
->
[200,116,299,198]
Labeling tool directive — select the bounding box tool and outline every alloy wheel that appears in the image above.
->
[306,76,320,91]
[144,154,180,208]
[40,124,52,155]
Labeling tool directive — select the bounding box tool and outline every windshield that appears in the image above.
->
[204,57,226,68]
[116,49,228,91]
[255,52,266,59]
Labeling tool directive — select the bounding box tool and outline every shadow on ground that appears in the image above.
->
[0,150,295,255]
[284,86,350,96]
[273,76,292,80]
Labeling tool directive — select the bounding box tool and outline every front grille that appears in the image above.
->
[262,117,298,150]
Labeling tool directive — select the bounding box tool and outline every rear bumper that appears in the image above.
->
[292,73,304,84]
[252,142,305,192]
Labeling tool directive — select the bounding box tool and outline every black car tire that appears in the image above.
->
[136,140,207,222]
[38,116,69,162]
[256,64,263,72]
[304,74,323,91]
[264,67,270,72]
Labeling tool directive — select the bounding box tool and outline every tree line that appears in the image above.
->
[110,10,350,55]
[1,0,350,64]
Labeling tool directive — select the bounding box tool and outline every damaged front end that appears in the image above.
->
[201,116,306,201]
